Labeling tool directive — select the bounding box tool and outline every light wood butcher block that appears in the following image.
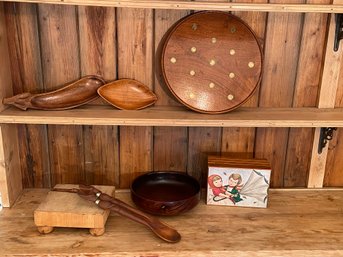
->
[34,184,115,236]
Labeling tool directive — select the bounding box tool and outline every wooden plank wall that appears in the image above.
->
[3,1,340,189]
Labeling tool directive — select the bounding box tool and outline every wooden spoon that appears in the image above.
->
[53,185,181,243]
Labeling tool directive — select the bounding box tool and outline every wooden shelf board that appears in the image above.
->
[1,0,343,13]
[1,188,343,256]
[0,105,343,127]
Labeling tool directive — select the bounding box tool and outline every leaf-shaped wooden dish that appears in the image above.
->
[98,79,157,110]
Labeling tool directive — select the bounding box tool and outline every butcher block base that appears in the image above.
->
[34,184,115,236]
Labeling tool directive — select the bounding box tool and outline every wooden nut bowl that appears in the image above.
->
[97,79,157,110]
[131,172,201,216]
[162,11,263,114]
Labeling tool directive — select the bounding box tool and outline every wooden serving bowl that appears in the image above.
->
[162,11,263,114]
[97,79,157,110]
[130,172,201,216]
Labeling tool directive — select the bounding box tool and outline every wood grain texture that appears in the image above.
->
[0,125,22,207]
[188,127,222,186]
[2,188,343,256]
[0,3,22,207]
[98,79,157,110]
[2,106,343,127]
[78,6,117,82]
[34,184,115,229]
[48,125,85,185]
[284,0,330,187]
[154,9,189,172]
[2,75,105,110]
[324,32,343,186]
[1,1,342,194]
[187,2,222,185]
[0,3,12,108]
[119,126,153,188]
[324,128,343,187]
[4,3,50,188]
[1,0,343,13]
[255,0,304,187]
[38,4,84,186]
[83,125,118,186]
[78,6,119,187]
[221,0,267,158]
[153,126,188,171]
[162,12,262,114]
[308,0,343,187]
[117,8,154,188]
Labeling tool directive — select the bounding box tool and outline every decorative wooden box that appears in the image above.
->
[207,156,271,208]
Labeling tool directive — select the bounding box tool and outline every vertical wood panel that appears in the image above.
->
[0,3,22,206]
[38,5,84,186]
[255,0,304,187]
[188,128,222,186]
[79,7,117,82]
[5,3,50,188]
[48,125,84,184]
[221,0,267,158]
[308,0,343,188]
[78,6,119,186]
[153,126,188,171]
[324,53,343,186]
[82,125,118,185]
[153,10,189,172]
[284,0,330,187]
[117,8,153,188]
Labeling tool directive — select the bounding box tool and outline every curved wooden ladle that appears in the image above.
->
[53,185,181,243]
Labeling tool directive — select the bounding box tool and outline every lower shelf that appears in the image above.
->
[1,188,343,256]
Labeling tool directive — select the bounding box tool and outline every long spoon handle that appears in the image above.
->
[53,187,181,243]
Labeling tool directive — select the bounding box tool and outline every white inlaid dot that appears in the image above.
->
[190,70,196,76]
[248,62,255,68]
[191,47,197,53]
[229,72,235,79]
[228,94,234,101]
[209,82,215,88]
[230,49,236,55]
[210,59,216,66]
[170,57,176,63]
[212,37,217,43]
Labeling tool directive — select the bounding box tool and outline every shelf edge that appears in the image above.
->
[0,1,343,13]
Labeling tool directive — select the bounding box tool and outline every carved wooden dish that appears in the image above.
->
[131,171,201,216]
[162,11,263,114]
[98,79,157,110]
[3,75,105,110]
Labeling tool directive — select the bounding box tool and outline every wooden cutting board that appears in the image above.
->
[162,11,263,114]
[34,184,115,236]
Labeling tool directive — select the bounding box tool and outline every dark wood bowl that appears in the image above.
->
[130,171,201,216]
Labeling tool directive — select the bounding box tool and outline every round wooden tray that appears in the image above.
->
[161,11,263,114]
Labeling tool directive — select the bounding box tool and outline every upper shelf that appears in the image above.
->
[1,105,343,127]
[1,0,343,13]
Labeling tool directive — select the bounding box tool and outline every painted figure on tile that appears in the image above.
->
[208,174,232,200]
[227,173,243,204]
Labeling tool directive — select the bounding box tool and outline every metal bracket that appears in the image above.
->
[318,127,337,154]
[334,14,343,52]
